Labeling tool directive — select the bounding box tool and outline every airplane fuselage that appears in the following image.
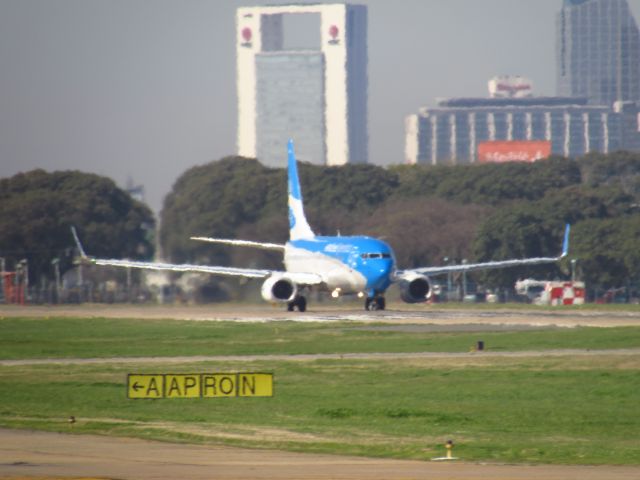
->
[285,235,395,296]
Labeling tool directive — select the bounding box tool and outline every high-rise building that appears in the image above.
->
[557,0,640,106]
[405,75,640,165]
[405,95,626,165]
[406,0,640,165]
[236,4,368,167]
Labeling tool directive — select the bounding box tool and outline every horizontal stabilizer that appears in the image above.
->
[190,237,285,251]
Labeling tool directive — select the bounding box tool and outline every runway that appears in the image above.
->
[3,303,640,327]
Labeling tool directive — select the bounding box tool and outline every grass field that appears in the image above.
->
[2,317,640,358]
[1,316,639,465]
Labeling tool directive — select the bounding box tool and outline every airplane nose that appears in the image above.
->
[368,261,393,290]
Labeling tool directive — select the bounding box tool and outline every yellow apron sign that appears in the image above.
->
[127,373,273,399]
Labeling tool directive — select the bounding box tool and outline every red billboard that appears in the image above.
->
[477,141,551,163]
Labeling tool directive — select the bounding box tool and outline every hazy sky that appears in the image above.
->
[2,0,640,214]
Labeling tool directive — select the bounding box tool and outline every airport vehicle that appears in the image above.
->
[73,140,570,311]
[515,279,585,305]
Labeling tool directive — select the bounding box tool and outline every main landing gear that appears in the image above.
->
[365,295,386,311]
[287,295,307,312]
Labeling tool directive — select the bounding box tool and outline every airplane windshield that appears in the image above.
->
[361,253,391,259]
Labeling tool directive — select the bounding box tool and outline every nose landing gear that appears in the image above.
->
[365,295,386,311]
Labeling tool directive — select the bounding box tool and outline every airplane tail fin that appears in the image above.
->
[287,139,315,241]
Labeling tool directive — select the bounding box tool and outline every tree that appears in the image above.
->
[471,185,634,287]
[158,150,640,297]
[571,216,640,289]
[0,169,154,280]
[353,197,491,269]
[159,157,282,265]
[390,156,581,206]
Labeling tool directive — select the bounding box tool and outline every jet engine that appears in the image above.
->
[261,274,298,303]
[398,272,431,303]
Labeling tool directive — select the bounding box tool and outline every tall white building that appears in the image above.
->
[236,4,368,166]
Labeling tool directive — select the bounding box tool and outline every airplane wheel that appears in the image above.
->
[297,296,307,312]
[365,298,377,311]
[288,296,307,312]
[377,296,386,311]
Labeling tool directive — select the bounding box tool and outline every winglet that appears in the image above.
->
[70,226,88,259]
[561,224,570,258]
[287,139,315,240]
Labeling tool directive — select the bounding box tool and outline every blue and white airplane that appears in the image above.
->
[73,140,570,312]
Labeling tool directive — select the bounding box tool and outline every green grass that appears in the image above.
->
[1,357,639,464]
[0,316,639,465]
[1,317,640,359]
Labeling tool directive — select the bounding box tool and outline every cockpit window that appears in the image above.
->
[361,253,391,259]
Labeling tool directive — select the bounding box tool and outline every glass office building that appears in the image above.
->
[557,0,640,106]
[256,52,326,167]
[405,97,628,165]
[405,0,640,165]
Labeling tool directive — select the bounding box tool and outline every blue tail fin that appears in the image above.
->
[287,140,315,241]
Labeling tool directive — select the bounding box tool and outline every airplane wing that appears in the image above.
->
[92,258,272,278]
[190,237,285,251]
[72,227,321,284]
[90,258,323,285]
[398,224,571,277]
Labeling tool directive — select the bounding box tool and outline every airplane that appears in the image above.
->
[72,139,570,312]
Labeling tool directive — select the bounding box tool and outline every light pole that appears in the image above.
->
[51,258,60,303]
[571,258,577,282]
[18,259,28,305]
[443,257,450,297]
[462,259,468,300]
[0,257,4,304]
[126,267,132,303]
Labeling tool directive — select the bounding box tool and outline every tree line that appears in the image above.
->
[160,151,640,293]
[0,170,154,280]
[3,151,640,297]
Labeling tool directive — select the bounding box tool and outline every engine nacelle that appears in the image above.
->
[398,272,431,303]
[261,274,298,303]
